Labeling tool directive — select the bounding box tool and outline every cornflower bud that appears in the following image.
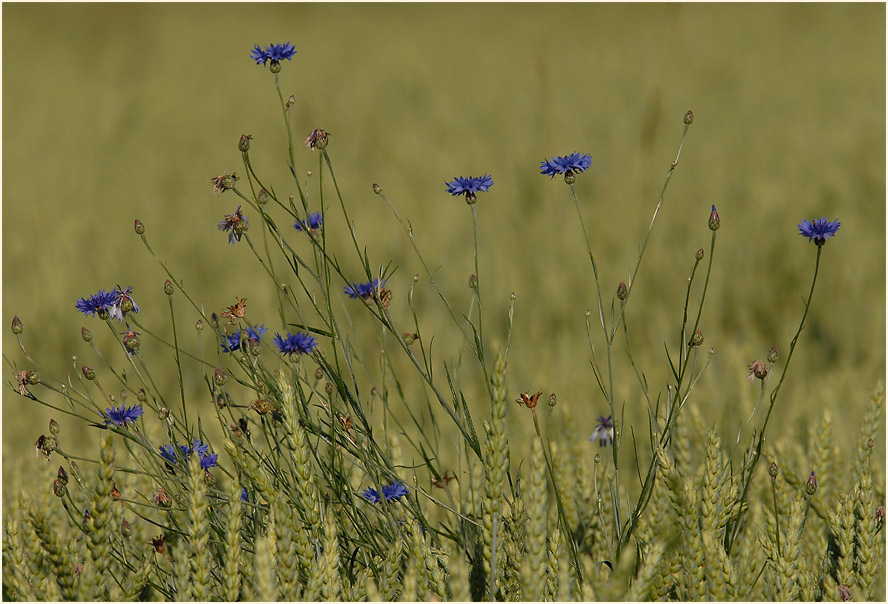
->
[158,407,170,421]
[768,461,778,479]
[257,188,269,205]
[53,478,67,498]
[152,489,172,508]
[564,171,576,185]
[684,110,694,125]
[270,60,282,74]
[122,331,140,354]
[709,205,720,231]
[121,518,132,538]
[413,274,420,283]
[325,382,334,396]
[767,345,779,364]
[82,366,96,381]
[548,392,557,407]
[806,471,818,495]
[617,282,628,301]
[27,371,39,386]
[689,328,704,347]
[81,327,92,342]
[594,453,601,464]
[163,280,174,296]
[134,219,145,235]
[11,315,23,335]
[214,368,226,387]
[238,134,252,153]
[468,274,478,289]
[314,367,324,381]
[695,248,705,261]
[57,466,68,486]
[49,418,60,435]
[137,388,147,402]
[372,183,382,195]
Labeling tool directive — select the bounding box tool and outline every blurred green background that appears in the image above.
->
[3,4,884,491]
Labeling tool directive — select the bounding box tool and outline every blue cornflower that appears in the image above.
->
[362,480,409,503]
[445,174,493,203]
[250,42,297,66]
[109,286,140,322]
[159,438,218,470]
[274,331,318,355]
[344,278,385,300]
[249,44,269,65]
[540,153,593,180]
[589,415,614,447]
[241,488,249,503]
[75,289,117,318]
[294,212,323,231]
[221,325,268,353]
[219,206,249,244]
[798,217,840,247]
[103,404,144,427]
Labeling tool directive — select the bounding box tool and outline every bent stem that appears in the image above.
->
[725,246,823,554]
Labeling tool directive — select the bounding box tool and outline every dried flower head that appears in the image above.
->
[14,370,31,396]
[748,359,769,382]
[515,391,543,409]
[379,288,393,309]
[305,128,329,150]
[218,206,249,244]
[151,534,167,555]
[220,297,247,323]
[210,172,238,194]
[152,488,172,508]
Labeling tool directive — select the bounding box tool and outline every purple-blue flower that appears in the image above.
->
[798,217,840,247]
[103,404,144,427]
[589,415,614,447]
[241,488,249,503]
[221,325,268,353]
[274,331,318,355]
[344,278,385,299]
[362,480,409,503]
[159,438,218,470]
[109,286,140,322]
[250,42,297,65]
[445,174,493,202]
[540,153,593,178]
[219,206,249,244]
[294,212,323,231]
[75,289,117,318]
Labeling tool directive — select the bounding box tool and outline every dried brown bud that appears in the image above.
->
[152,489,171,508]
[151,534,167,555]
[748,360,769,382]
[515,391,542,409]
[249,399,272,415]
[617,282,628,301]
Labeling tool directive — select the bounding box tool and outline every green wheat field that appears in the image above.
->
[2,3,885,601]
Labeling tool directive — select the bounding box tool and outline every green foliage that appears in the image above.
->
[2,4,885,602]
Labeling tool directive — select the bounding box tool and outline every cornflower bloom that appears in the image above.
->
[249,42,297,68]
[362,480,409,503]
[218,206,249,244]
[344,278,385,300]
[540,152,593,181]
[589,415,614,447]
[159,438,218,470]
[445,174,493,204]
[221,325,268,353]
[273,331,318,355]
[104,404,143,427]
[75,289,117,318]
[294,212,323,231]
[798,217,840,247]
